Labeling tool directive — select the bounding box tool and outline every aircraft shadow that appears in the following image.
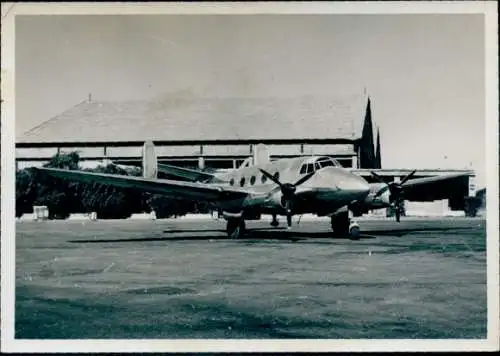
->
[69,230,373,244]
[68,227,472,244]
[162,227,288,234]
[359,227,473,237]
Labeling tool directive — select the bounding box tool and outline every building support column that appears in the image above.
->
[198,156,205,170]
[351,155,358,169]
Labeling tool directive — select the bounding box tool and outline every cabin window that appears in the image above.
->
[250,176,256,185]
[300,165,307,174]
[307,163,315,174]
[240,177,246,187]
[273,172,280,181]
[261,174,267,184]
[229,178,234,186]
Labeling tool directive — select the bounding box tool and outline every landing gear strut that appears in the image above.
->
[331,211,360,240]
[270,214,279,227]
[226,218,246,239]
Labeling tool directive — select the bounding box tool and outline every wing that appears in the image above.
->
[353,169,471,202]
[34,167,248,203]
[400,173,471,202]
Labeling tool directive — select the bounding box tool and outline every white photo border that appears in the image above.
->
[1,1,498,353]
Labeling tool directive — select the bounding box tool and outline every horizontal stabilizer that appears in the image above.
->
[157,163,217,182]
[113,160,217,182]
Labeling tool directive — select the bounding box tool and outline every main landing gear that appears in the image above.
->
[270,214,279,227]
[226,218,246,239]
[331,211,361,240]
[226,212,361,240]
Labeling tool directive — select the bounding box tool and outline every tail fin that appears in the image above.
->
[253,144,270,166]
[142,141,158,179]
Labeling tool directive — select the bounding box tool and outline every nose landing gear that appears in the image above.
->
[348,221,361,239]
[331,211,360,240]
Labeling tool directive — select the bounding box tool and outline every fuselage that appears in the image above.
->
[206,156,372,216]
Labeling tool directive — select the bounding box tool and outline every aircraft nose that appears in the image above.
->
[337,174,371,199]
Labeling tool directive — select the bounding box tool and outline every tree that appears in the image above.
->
[45,151,80,170]
[16,151,200,220]
[15,168,37,218]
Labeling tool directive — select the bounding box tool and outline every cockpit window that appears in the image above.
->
[299,157,340,175]
[316,157,340,168]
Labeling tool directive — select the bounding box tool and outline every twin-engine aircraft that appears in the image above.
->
[34,142,469,240]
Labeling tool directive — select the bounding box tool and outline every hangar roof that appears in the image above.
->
[17,94,368,144]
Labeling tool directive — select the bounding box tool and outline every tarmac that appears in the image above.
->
[15,217,486,339]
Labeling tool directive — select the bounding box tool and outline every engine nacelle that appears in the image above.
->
[266,191,286,210]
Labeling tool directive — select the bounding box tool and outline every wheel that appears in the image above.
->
[349,221,361,240]
[227,218,245,239]
[270,215,279,227]
[331,211,350,237]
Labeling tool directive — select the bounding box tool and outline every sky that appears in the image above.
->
[15,14,486,187]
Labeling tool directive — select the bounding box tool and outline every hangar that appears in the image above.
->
[15,91,477,215]
[16,92,380,170]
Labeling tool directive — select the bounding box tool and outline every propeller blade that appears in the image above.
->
[370,171,385,183]
[260,168,310,229]
[399,170,417,186]
[293,171,315,187]
[259,169,283,188]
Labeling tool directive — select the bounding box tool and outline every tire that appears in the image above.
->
[349,224,361,240]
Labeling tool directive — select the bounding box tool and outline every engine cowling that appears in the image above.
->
[266,191,287,211]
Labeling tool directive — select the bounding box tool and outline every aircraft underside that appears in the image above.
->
[223,209,360,240]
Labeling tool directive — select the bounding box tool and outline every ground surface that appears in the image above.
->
[15,217,486,339]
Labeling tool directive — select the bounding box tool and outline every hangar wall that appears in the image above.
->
[16,93,381,171]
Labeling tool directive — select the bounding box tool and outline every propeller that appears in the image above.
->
[259,169,315,227]
[371,170,416,222]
